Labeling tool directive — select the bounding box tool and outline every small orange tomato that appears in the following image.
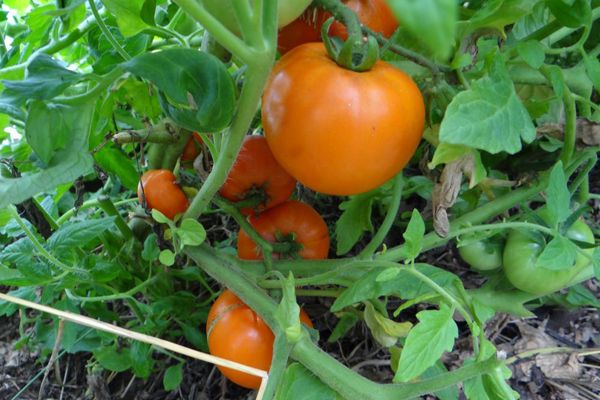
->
[237,200,330,260]
[137,169,189,220]
[181,132,203,162]
[206,290,313,389]
[220,135,296,215]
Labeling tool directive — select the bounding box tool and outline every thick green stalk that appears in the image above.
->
[359,174,404,258]
[183,63,273,220]
[97,195,134,241]
[185,245,503,400]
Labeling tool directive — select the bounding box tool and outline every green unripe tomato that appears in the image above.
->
[200,0,312,32]
[503,217,594,295]
[458,237,504,271]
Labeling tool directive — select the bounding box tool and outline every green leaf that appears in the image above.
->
[535,235,577,271]
[94,145,139,191]
[376,268,400,282]
[0,101,95,208]
[439,53,536,154]
[582,51,600,92]
[151,209,171,224]
[593,248,600,280]
[130,341,153,378]
[516,40,545,69]
[94,346,132,372]
[387,0,458,60]
[100,0,154,37]
[335,191,377,255]
[177,219,206,247]
[276,363,342,400]
[403,209,425,260]
[545,161,570,226]
[462,0,537,35]
[1,55,84,105]
[547,0,591,28]
[428,142,470,169]
[327,312,359,343]
[89,259,122,283]
[394,305,458,382]
[564,284,600,309]
[0,286,37,317]
[48,218,115,253]
[122,49,236,132]
[363,302,412,347]
[332,264,458,311]
[421,361,459,400]
[4,0,30,13]
[0,264,31,286]
[159,249,175,266]
[163,363,184,391]
[142,233,160,262]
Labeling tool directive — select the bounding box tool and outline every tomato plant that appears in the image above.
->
[237,200,330,260]
[137,170,189,220]
[503,217,594,295]
[262,42,425,195]
[181,132,203,162]
[0,0,598,399]
[206,289,313,389]
[457,236,504,271]
[219,135,296,215]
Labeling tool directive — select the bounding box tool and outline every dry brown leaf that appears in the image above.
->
[512,322,582,383]
[432,154,478,237]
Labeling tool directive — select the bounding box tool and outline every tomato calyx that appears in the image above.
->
[231,186,270,213]
[316,0,379,72]
[270,231,304,259]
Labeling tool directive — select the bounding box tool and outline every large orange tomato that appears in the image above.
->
[330,0,398,39]
[181,132,203,162]
[206,289,313,389]
[137,170,189,220]
[237,200,329,260]
[262,43,425,195]
[220,135,296,215]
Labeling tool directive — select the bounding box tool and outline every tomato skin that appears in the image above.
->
[503,218,594,295]
[220,136,296,215]
[201,0,312,31]
[237,200,330,260]
[181,132,203,162]
[206,290,313,389]
[137,170,189,220]
[277,8,327,54]
[330,0,398,39]
[262,43,425,195]
[458,238,504,271]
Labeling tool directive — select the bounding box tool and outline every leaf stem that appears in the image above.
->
[87,0,131,61]
[359,174,404,258]
[97,195,133,241]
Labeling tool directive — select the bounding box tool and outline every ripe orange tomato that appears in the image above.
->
[220,135,296,215]
[137,169,189,220]
[207,289,313,389]
[262,43,425,195]
[237,200,329,260]
[181,132,203,162]
[277,8,327,54]
[330,0,398,39]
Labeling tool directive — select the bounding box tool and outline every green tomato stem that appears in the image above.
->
[64,275,159,303]
[87,0,131,61]
[55,66,124,105]
[161,130,192,171]
[172,0,253,63]
[185,245,503,400]
[262,334,291,400]
[359,174,404,258]
[97,195,134,241]
[183,63,274,220]
[56,198,137,226]
[112,120,180,144]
